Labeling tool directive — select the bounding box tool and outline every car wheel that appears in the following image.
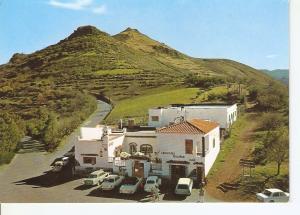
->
[269,200,275,203]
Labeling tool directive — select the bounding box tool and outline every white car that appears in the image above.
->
[101,175,124,191]
[83,170,109,186]
[119,177,143,194]
[51,157,69,172]
[256,188,289,202]
[174,178,193,196]
[144,176,161,193]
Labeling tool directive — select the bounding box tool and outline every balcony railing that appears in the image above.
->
[196,149,210,157]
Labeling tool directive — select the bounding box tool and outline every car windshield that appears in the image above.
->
[177,184,189,189]
[88,174,98,178]
[263,190,272,197]
[147,180,155,184]
[104,178,114,183]
[123,177,137,185]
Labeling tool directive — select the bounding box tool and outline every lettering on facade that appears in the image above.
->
[161,152,188,159]
[173,155,185,159]
[161,152,175,155]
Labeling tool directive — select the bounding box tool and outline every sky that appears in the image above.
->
[0,0,289,70]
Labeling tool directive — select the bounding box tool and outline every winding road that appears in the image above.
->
[0,100,112,202]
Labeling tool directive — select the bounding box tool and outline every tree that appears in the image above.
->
[259,112,285,131]
[42,112,59,151]
[266,127,289,175]
[0,112,24,153]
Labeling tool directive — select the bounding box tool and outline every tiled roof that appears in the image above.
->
[157,119,219,134]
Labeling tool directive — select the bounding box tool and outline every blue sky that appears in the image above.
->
[0,0,288,69]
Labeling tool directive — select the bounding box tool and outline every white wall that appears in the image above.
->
[149,105,238,129]
[107,134,125,157]
[204,126,220,175]
[123,132,157,156]
[157,133,204,178]
[75,138,113,170]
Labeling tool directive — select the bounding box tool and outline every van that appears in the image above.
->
[174,178,193,195]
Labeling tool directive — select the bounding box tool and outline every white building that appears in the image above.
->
[75,119,220,183]
[75,126,125,174]
[148,104,237,129]
[156,119,220,182]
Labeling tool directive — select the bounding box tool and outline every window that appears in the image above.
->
[273,192,280,197]
[151,116,159,121]
[213,138,216,148]
[83,157,96,165]
[129,143,137,155]
[185,139,193,154]
[140,144,153,156]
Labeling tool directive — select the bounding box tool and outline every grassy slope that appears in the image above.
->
[0,25,283,124]
[105,86,228,124]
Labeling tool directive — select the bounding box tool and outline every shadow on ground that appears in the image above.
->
[87,188,152,202]
[13,162,79,188]
[160,185,187,201]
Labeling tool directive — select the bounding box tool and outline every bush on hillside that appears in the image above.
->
[254,82,288,111]
[185,75,226,88]
[0,112,25,164]
[259,112,285,131]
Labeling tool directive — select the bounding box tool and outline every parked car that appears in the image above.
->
[119,177,143,194]
[174,178,193,195]
[101,175,124,190]
[83,170,109,186]
[51,157,70,172]
[144,176,161,193]
[256,188,289,202]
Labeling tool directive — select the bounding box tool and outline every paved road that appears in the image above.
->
[0,100,112,203]
[0,100,220,203]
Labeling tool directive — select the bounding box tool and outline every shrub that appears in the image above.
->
[259,112,285,131]
[0,151,15,165]
[185,75,226,88]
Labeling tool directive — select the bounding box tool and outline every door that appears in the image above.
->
[133,161,144,178]
[171,165,186,183]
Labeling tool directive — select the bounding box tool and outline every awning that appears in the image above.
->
[80,154,98,156]
[166,160,190,164]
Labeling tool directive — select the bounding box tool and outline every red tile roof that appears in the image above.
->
[157,119,219,134]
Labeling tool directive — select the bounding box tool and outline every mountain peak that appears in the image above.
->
[67,25,109,39]
[123,27,140,33]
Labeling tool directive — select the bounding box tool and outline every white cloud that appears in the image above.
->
[48,0,107,15]
[48,0,93,10]
[266,54,278,59]
[92,5,106,14]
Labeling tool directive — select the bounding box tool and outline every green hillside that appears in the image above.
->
[0,25,288,160]
[261,69,289,85]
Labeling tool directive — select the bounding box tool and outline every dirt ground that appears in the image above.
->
[206,113,259,202]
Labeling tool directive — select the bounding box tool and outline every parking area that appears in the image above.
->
[1,159,218,203]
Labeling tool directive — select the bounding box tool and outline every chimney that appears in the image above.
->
[128,118,135,129]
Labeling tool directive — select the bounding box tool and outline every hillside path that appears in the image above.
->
[206,113,259,202]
